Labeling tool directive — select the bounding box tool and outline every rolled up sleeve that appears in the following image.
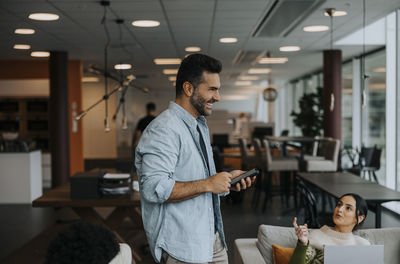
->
[135,126,180,203]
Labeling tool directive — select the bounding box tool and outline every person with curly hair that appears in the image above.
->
[45,222,132,264]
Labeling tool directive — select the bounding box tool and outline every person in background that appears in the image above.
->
[131,102,157,154]
[45,222,132,264]
[135,53,256,264]
[233,112,249,139]
[289,193,370,264]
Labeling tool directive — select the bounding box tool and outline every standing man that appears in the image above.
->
[131,102,157,149]
[135,54,255,263]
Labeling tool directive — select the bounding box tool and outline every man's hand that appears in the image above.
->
[230,170,257,192]
[206,172,232,194]
[293,217,309,245]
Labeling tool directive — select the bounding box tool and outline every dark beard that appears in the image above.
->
[190,89,213,116]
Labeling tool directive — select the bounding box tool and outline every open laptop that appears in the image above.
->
[324,245,384,264]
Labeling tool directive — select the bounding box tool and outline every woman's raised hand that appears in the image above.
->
[293,217,309,245]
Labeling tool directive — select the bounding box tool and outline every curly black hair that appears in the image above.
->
[45,222,120,264]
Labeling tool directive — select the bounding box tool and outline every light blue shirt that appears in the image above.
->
[135,102,227,263]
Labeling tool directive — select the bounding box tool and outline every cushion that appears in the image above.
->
[256,225,298,264]
[272,244,294,264]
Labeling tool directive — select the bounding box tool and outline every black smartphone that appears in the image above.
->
[230,168,259,187]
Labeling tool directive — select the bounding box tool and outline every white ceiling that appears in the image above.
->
[0,0,398,98]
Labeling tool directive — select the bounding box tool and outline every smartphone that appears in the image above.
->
[230,168,259,187]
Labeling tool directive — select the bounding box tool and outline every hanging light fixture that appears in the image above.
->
[262,52,278,102]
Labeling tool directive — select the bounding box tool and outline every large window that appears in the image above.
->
[342,62,353,148]
[361,50,386,184]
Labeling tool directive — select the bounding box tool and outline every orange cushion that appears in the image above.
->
[272,244,295,264]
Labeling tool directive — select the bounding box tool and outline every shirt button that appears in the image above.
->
[209,208,212,210]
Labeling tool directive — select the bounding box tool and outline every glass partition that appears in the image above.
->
[342,62,353,148]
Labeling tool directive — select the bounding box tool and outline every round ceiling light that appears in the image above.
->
[185,46,201,52]
[13,44,31,50]
[219,37,238,43]
[324,10,347,17]
[303,25,329,32]
[114,64,132,70]
[28,13,59,21]
[279,46,301,52]
[31,51,50,57]
[132,20,160,27]
[14,28,35,35]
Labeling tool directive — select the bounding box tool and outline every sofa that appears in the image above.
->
[234,225,400,264]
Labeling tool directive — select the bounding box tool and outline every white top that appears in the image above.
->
[309,225,371,250]
[109,243,132,264]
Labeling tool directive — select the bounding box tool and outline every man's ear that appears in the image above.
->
[182,82,194,97]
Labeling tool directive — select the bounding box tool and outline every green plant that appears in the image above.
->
[290,87,324,137]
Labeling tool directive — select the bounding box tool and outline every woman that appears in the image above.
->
[288,193,370,264]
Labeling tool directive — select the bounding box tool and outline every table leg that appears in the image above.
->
[375,204,382,228]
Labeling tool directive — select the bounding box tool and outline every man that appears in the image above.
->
[135,54,256,263]
[131,102,157,148]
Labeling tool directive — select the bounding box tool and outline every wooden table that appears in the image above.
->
[32,182,143,262]
[298,172,400,228]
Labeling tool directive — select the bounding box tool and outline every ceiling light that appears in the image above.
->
[114,64,132,70]
[185,46,201,52]
[132,20,160,27]
[258,57,288,64]
[31,51,50,57]
[163,69,179,75]
[303,25,329,32]
[13,44,31,50]
[248,68,271,74]
[279,46,301,52]
[168,76,177,81]
[238,76,259,81]
[28,13,59,21]
[82,77,100,83]
[372,67,386,73]
[324,10,347,17]
[154,58,182,65]
[219,37,238,43]
[235,81,252,86]
[14,28,35,35]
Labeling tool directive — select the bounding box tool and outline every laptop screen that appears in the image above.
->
[324,245,384,264]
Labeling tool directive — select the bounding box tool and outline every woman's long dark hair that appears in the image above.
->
[338,193,368,230]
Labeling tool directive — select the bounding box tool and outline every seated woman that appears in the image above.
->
[289,193,370,264]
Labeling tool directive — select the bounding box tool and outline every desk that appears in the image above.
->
[298,172,400,228]
[266,136,317,157]
[32,182,143,262]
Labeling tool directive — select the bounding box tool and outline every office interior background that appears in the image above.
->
[1,0,400,262]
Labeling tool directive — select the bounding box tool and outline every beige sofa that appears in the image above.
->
[234,225,400,264]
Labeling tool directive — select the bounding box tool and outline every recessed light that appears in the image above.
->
[238,76,259,81]
[248,68,271,74]
[82,77,100,83]
[185,46,201,52]
[132,20,160,27]
[163,69,179,75]
[324,10,347,17]
[279,46,301,52]
[219,37,238,43]
[14,28,35,35]
[154,58,182,65]
[303,25,329,32]
[372,67,386,73]
[28,13,59,21]
[114,64,132,70]
[258,57,288,64]
[13,44,31,50]
[168,76,177,81]
[31,51,50,57]
[235,81,252,86]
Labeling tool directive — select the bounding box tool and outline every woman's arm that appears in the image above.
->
[288,240,309,264]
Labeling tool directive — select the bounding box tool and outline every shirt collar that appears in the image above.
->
[169,101,207,129]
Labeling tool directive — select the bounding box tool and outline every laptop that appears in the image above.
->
[324,245,384,264]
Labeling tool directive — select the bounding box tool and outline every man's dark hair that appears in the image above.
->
[146,102,156,112]
[175,53,222,98]
[338,193,368,230]
[45,222,120,264]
